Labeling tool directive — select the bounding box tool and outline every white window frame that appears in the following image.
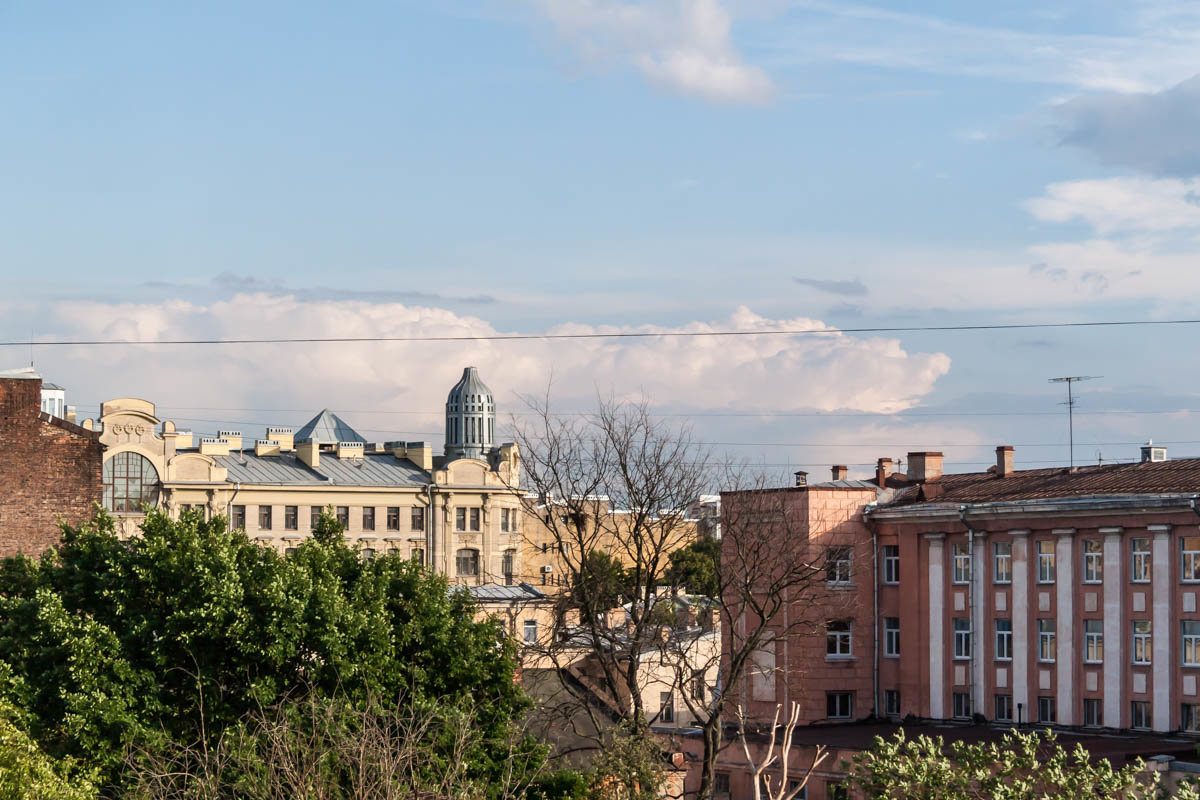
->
[1183,703,1200,733]
[952,692,970,719]
[1083,698,1103,727]
[1184,620,1200,667]
[1082,539,1103,584]
[993,540,1012,584]
[882,545,900,584]
[884,617,900,657]
[994,694,1013,722]
[1038,696,1056,724]
[1038,619,1056,663]
[1131,538,1151,584]
[1036,540,1056,584]
[826,546,852,585]
[826,692,852,719]
[826,620,852,658]
[953,617,971,660]
[995,618,1013,661]
[952,542,971,585]
[1132,620,1152,665]
[522,619,537,645]
[1083,619,1103,664]
[1184,537,1200,583]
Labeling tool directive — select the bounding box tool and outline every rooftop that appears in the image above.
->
[468,583,547,602]
[208,450,428,487]
[293,409,366,445]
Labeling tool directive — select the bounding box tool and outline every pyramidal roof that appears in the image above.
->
[294,409,366,445]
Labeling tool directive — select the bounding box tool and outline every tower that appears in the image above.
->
[444,366,495,462]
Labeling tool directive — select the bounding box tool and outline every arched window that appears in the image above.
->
[456,548,479,577]
[102,451,160,513]
[502,549,516,585]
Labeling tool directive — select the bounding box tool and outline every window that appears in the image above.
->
[470,507,481,531]
[559,541,572,557]
[953,618,971,660]
[1038,619,1056,662]
[993,541,1012,584]
[828,784,849,800]
[826,621,852,657]
[692,675,706,701]
[1084,619,1103,664]
[714,773,730,796]
[995,694,1013,722]
[1131,700,1151,730]
[284,505,298,531]
[952,692,970,719]
[311,506,322,529]
[995,619,1013,661]
[884,689,900,717]
[787,780,808,800]
[1082,539,1103,583]
[362,507,375,531]
[387,506,400,531]
[284,547,296,558]
[826,692,852,719]
[826,546,851,584]
[523,619,538,645]
[102,451,161,512]
[455,548,479,577]
[231,505,245,530]
[1132,538,1151,583]
[1184,537,1200,583]
[259,505,273,531]
[1183,703,1200,733]
[1133,620,1152,664]
[1084,698,1103,727]
[659,691,674,724]
[411,548,424,565]
[500,508,516,532]
[882,545,900,584]
[884,618,900,657]
[456,508,466,531]
[360,548,375,561]
[502,550,516,585]
[336,506,349,528]
[952,542,971,584]
[1038,696,1056,724]
[1185,621,1200,666]
[411,506,425,531]
[1037,540,1056,583]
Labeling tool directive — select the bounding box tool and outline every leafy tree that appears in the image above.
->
[846,727,1158,800]
[664,536,719,598]
[0,699,96,800]
[571,551,632,618]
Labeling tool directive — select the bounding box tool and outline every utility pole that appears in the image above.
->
[1049,376,1101,468]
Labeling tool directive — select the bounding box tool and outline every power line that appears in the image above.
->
[7,317,1200,348]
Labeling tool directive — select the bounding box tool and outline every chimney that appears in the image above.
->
[199,437,231,456]
[267,427,294,452]
[218,430,242,451]
[65,405,76,424]
[794,471,808,487]
[336,441,364,459]
[296,438,320,469]
[995,446,1014,477]
[907,451,944,482]
[875,457,894,487]
[1141,441,1167,463]
[831,465,849,481]
[255,439,281,457]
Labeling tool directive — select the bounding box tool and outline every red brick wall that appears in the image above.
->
[0,377,102,557]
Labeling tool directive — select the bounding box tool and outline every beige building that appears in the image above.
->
[86,367,526,586]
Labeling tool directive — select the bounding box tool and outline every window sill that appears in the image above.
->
[994,580,1012,586]
[1082,580,1103,586]
[1131,580,1151,584]
[1038,660,1056,665]
[826,583,856,590]
[995,657,1013,663]
[1083,660,1103,666]
[884,654,900,659]
[825,655,856,662]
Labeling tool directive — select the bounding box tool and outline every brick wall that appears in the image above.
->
[0,377,102,557]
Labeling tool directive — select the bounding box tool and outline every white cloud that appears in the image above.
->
[34,296,948,441]
[525,0,773,103]
[1025,177,1200,235]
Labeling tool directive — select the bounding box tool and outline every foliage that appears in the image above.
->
[587,725,667,800]
[525,770,591,800]
[0,508,536,793]
[570,551,632,618]
[846,727,1159,800]
[0,699,96,800]
[664,536,719,599]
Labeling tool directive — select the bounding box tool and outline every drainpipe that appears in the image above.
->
[225,482,240,532]
[425,484,436,571]
[1191,495,1200,523]
[864,503,880,718]
[959,505,976,720]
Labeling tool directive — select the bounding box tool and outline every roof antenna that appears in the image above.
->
[1097,450,1103,467]
[1049,375,1102,469]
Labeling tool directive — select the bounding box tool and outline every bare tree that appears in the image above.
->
[737,703,826,800]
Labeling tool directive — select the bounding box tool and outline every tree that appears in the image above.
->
[736,703,825,800]
[571,551,632,618]
[664,537,719,599]
[0,699,96,800]
[845,727,1158,800]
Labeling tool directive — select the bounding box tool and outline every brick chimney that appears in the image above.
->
[907,451,944,482]
[996,445,1014,477]
[875,457,894,487]
[831,465,848,481]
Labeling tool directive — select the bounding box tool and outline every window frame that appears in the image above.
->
[1037,696,1056,724]
[1183,703,1200,733]
[259,505,273,531]
[952,542,971,585]
[502,549,516,585]
[882,545,900,584]
[284,505,298,531]
[411,505,425,531]
[883,617,900,658]
[362,506,375,531]
[953,617,971,660]
[1131,700,1151,730]
[993,540,1012,584]
[455,547,480,577]
[101,451,162,513]
[231,505,246,530]
[1132,620,1152,665]
[1082,539,1103,584]
[523,619,538,645]
[1184,621,1200,667]
[826,620,853,658]
[1083,619,1104,664]
[1037,619,1056,663]
[1184,537,1200,583]
[1083,698,1103,727]
[884,689,901,717]
[825,546,852,585]
[952,692,970,720]
[659,691,674,724]
[1036,540,1056,584]
[826,692,853,719]
[994,694,1013,722]
[311,506,322,529]
[386,506,400,531]
[995,618,1013,661]
[1131,538,1151,583]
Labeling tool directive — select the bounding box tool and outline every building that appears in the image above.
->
[0,372,101,556]
[0,367,75,420]
[85,366,526,585]
[696,446,1200,798]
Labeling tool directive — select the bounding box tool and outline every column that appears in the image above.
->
[1151,524,1173,731]
[1011,530,1031,723]
[1055,529,1076,725]
[972,531,988,715]
[927,533,946,719]
[1102,527,1124,729]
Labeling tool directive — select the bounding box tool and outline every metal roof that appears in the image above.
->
[211,451,428,486]
[468,582,547,602]
[294,409,366,445]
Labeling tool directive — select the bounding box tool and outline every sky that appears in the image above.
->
[2,0,1200,479]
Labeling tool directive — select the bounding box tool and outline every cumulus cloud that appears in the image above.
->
[1025,177,1200,235]
[1056,74,1200,177]
[34,296,949,441]
[794,277,869,297]
[526,0,772,104]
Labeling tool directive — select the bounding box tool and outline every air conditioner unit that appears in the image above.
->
[541,565,553,573]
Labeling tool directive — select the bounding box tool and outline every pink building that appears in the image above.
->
[698,445,1200,799]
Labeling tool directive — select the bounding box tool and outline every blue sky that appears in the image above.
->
[3,0,1200,476]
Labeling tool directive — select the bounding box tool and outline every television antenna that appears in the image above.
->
[1049,376,1102,468]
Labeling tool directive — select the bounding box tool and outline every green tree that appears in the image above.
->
[664,536,719,598]
[0,699,96,800]
[846,727,1158,800]
[570,551,632,619]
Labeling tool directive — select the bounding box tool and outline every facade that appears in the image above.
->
[85,367,526,586]
[0,373,102,556]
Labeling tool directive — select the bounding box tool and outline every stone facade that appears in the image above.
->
[0,376,102,556]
